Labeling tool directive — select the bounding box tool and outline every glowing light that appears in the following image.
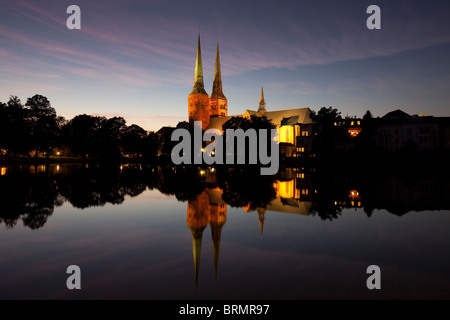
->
[56,165,60,172]
[276,180,295,198]
[278,126,295,144]
[1,167,7,176]
[56,151,61,156]
[200,170,205,176]
[349,190,360,200]
[348,128,362,137]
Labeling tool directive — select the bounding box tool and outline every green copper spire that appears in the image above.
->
[190,34,208,95]
[211,40,226,99]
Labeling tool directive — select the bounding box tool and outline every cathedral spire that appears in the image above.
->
[257,208,266,238]
[210,223,223,280]
[258,85,266,113]
[211,40,225,99]
[190,34,207,95]
[190,227,205,288]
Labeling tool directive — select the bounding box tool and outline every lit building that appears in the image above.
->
[188,35,227,130]
[188,35,313,157]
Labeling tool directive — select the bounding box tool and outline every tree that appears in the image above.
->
[222,116,252,131]
[363,110,373,120]
[0,96,32,155]
[221,115,276,166]
[97,116,127,159]
[355,109,377,157]
[176,121,191,131]
[310,106,348,159]
[64,114,105,159]
[142,131,160,162]
[26,95,60,157]
[122,124,148,158]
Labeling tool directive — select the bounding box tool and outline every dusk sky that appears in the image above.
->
[1,0,449,131]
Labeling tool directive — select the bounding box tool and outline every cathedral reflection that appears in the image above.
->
[185,171,315,285]
[186,189,227,286]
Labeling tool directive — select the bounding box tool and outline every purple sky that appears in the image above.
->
[1,0,450,131]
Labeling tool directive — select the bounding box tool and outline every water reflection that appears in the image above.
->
[0,163,449,298]
[1,163,449,230]
[187,189,227,285]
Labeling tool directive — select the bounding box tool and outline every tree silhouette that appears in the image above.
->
[355,110,377,158]
[222,116,252,131]
[0,96,32,155]
[142,131,160,162]
[221,115,276,165]
[63,114,105,159]
[26,95,61,157]
[97,117,127,160]
[176,121,191,131]
[122,124,148,158]
[310,106,348,160]
[363,110,373,120]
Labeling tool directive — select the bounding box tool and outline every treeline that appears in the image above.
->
[0,95,160,160]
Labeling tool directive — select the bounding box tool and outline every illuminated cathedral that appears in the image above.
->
[188,34,315,158]
[188,35,228,130]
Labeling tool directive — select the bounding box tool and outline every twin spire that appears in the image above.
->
[190,34,225,99]
[190,34,207,95]
[211,40,225,99]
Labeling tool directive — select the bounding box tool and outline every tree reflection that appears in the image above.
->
[0,164,149,229]
[0,173,60,230]
[59,164,148,209]
[217,166,277,210]
[154,166,206,201]
[1,163,449,230]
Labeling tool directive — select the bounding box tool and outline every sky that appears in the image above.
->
[1,0,449,132]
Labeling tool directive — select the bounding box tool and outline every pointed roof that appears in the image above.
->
[210,223,223,280]
[211,40,226,99]
[258,86,266,112]
[190,34,208,95]
[190,226,206,288]
[257,208,266,238]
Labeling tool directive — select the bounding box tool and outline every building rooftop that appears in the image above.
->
[206,107,313,131]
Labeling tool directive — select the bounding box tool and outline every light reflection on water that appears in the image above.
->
[0,164,449,299]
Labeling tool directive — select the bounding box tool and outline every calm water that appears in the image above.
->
[0,163,449,300]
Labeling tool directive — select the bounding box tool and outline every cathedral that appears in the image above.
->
[188,34,314,158]
[188,35,228,130]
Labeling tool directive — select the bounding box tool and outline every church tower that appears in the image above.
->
[210,40,228,118]
[188,34,211,130]
[258,85,266,113]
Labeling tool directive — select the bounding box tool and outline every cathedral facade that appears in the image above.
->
[188,35,228,130]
